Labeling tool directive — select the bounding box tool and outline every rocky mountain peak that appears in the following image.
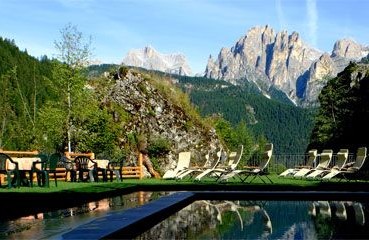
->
[332,38,369,59]
[205,25,367,106]
[205,25,322,102]
[122,46,193,76]
[303,53,337,106]
[143,45,156,57]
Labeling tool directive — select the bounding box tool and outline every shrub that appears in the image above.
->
[147,137,171,158]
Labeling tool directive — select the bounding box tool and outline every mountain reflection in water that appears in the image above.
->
[137,200,368,240]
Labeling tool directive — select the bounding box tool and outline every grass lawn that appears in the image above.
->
[0,174,367,194]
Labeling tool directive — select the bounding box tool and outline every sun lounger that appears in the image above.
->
[353,202,365,226]
[308,202,317,216]
[332,201,347,221]
[294,149,333,178]
[319,201,332,218]
[194,145,243,181]
[219,143,273,183]
[322,147,367,181]
[162,151,191,179]
[306,149,348,179]
[279,149,317,177]
[176,148,222,180]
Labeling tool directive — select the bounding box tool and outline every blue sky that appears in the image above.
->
[1,0,368,73]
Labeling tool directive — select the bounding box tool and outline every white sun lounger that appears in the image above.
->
[306,149,348,179]
[194,145,243,181]
[162,151,191,179]
[176,148,222,180]
[322,147,367,181]
[219,143,273,183]
[294,149,333,178]
[279,149,317,177]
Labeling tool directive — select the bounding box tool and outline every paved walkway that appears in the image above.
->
[62,191,196,239]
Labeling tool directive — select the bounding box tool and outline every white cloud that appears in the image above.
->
[306,0,318,47]
[275,0,286,30]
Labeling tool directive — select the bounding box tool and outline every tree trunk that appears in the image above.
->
[142,153,161,179]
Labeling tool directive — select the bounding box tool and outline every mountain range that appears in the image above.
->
[121,26,368,107]
[122,46,192,76]
[205,25,369,106]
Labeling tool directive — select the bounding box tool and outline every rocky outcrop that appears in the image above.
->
[205,26,368,106]
[303,53,337,106]
[122,46,192,76]
[303,39,368,105]
[331,38,369,59]
[105,69,221,175]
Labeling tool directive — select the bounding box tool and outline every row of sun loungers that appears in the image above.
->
[163,143,274,183]
[279,147,367,180]
[163,145,366,183]
[309,201,365,226]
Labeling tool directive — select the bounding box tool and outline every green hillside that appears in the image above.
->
[0,37,54,149]
[176,75,315,154]
[86,65,316,154]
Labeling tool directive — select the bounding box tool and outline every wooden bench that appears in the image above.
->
[121,153,144,179]
[122,166,143,179]
[0,149,39,184]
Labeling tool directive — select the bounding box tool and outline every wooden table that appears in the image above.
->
[9,157,41,170]
[93,159,110,169]
[93,159,110,182]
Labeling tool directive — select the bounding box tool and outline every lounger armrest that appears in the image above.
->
[243,166,258,169]
[347,167,359,172]
[32,160,47,170]
[343,162,355,168]
[296,165,311,169]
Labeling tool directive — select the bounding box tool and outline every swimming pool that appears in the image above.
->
[137,200,368,239]
[0,191,169,239]
[1,191,368,239]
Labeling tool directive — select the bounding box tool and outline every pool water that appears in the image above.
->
[0,191,168,239]
[1,192,368,240]
[137,200,368,239]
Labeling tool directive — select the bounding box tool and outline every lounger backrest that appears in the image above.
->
[335,149,349,169]
[306,149,317,166]
[352,147,367,169]
[317,149,333,168]
[177,152,191,170]
[229,145,244,170]
[203,152,211,168]
[259,143,273,170]
[209,148,223,169]
[227,152,236,167]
